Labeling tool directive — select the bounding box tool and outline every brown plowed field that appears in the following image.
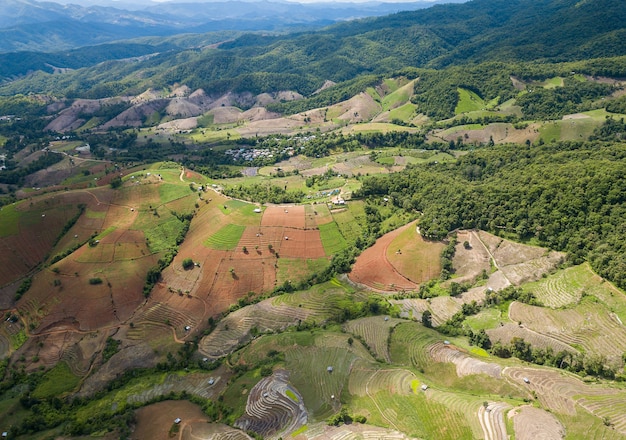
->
[132,400,209,440]
[349,222,421,292]
[261,205,306,228]
[279,228,326,258]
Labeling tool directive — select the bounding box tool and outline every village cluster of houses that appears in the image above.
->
[225,147,274,161]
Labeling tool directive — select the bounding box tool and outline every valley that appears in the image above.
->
[0,0,625,438]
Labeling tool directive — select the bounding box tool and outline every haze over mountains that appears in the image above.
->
[1,0,624,97]
[0,0,464,52]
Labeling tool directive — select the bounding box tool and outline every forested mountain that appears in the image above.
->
[0,0,456,53]
[1,0,624,97]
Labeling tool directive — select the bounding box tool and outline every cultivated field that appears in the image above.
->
[509,299,626,362]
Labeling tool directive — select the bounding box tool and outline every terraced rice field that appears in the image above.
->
[197,299,314,359]
[286,344,359,419]
[389,322,444,371]
[427,342,502,378]
[476,231,565,285]
[509,299,626,361]
[348,361,416,397]
[510,405,565,440]
[235,369,307,438]
[126,372,225,404]
[352,388,474,439]
[524,263,621,310]
[505,366,626,432]
[343,316,404,362]
[486,323,576,354]
[391,295,462,327]
[428,390,487,439]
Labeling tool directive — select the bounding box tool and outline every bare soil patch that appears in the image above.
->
[132,400,208,440]
[386,221,444,284]
[452,230,491,284]
[261,205,306,228]
[279,228,326,259]
[349,222,419,292]
[510,405,565,440]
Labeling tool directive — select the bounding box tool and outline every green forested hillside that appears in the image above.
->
[1,0,625,98]
[356,141,626,289]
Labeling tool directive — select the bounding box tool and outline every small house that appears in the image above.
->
[174,418,181,424]
[327,366,333,373]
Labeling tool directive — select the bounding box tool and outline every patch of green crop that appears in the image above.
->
[319,221,348,255]
[0,202,21,237]
[204,224,246,250]
[32,362,81,399]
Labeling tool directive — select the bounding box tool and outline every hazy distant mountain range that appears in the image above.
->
[0,0,464,52]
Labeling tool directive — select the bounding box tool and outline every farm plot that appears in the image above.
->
[344,316,404,362]
[386,221,444,285]
[427,390,486,439]
[235,369,307,439]
[505,366,626,432]
[427,342,502,378]
[279,228,327,258]
[510,405,565,440]
[276,258,329,286]
[293,421,415,440]
[476,231,565,284]
[127,371,228,404]
[132,400,209,440]
[388,322,445,372]
[23,249,157,332]
[0,200,82,286]
[271,282,359,318]
[197,298,314,359]
[262,205,306,228]
[204,224,246,250]
[351,388,474,439]
[308,203,332,226]
[509,299,626,361]
[208,257,275,307]
[349,223,419,292]
[286,345,359,419]
[329,205,363,244]
[348,362,417,397]
[318,221,348,255]
[523,263,616,309]
[486,324,576,354]
[391,296,462,326]
[452,230,491,284]
[181,423,252,440]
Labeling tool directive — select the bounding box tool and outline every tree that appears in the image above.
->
[421,310,432,328]
[182,258,194,270]
[110,176,122,189]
